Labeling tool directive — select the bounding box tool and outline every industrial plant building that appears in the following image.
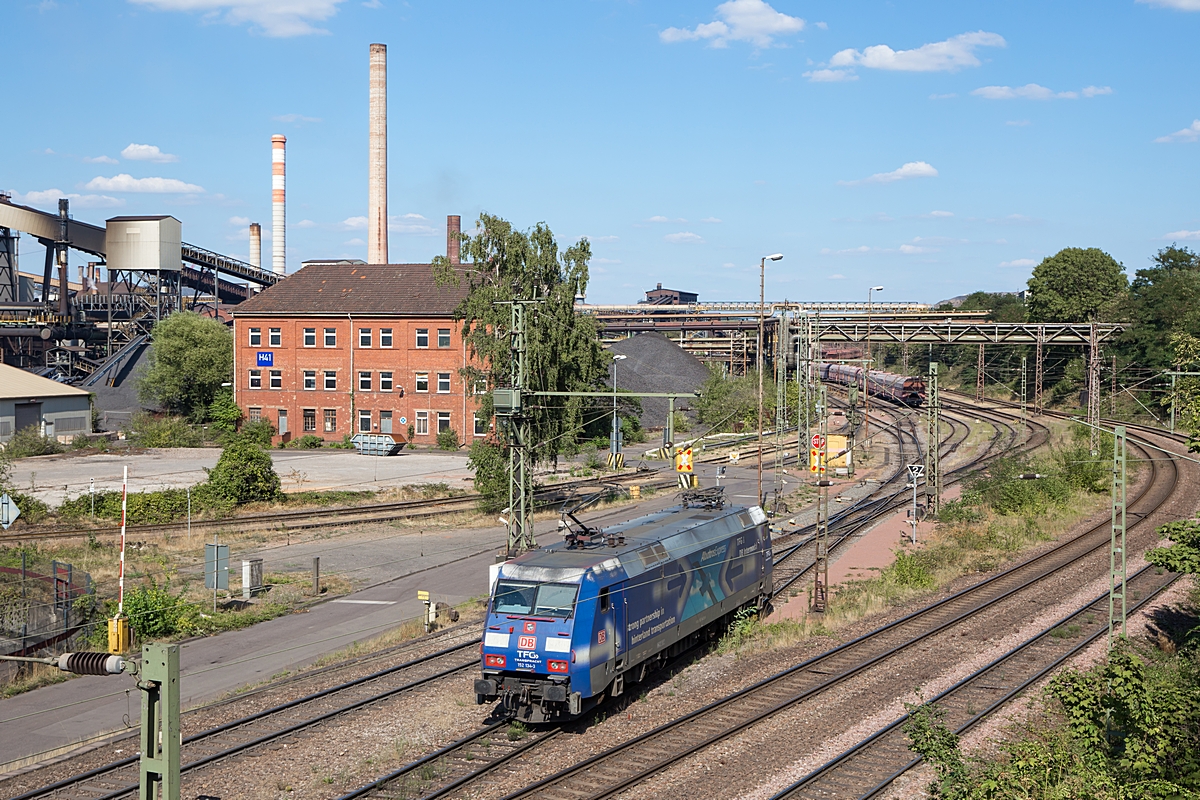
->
[0,363,91,444]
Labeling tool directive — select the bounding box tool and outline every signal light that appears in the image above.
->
[485,654,506,668]
[548,660,569,673]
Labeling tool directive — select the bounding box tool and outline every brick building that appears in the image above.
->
[231,262,485,447]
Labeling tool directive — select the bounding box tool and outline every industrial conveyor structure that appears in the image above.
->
[0,195,281,380]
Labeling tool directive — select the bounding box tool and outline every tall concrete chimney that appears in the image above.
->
[446,215,461,265]
[271,135,286,275]
[249,222,262,269]
[368,43,388,265]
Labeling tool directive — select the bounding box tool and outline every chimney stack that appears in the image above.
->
[368,43,388,265]
[249,222,262,269]
[271,135,286,275]
[446,215,461,265]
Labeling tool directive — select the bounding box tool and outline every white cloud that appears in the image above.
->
[398,212,426,220]
[722,262,737,268]
[815,21,827,30]
[664,232,704,244]
[660,0,804,49]
[120,143,179,162]
[970,84,1080,100]
[582,234,619,243]
[342,216,368,230]
[899,244,936,254]
[1163,229,1200,240]
[1082,85,1112,97]
[228,215,251,226]
[830,31,1004,73]
[12,188,124,209]
[827,273,846,280]
[83,155,118,164]
[1137,0,1200,9]
[701,217,722,223]
[647,215,686,223]
[929,93,957,100]
[129,0,347,37]
[84,174,203,193]
[804,68,857,83]
[999,258,1038,268]
[1155,120,1200,143]
[388,216,436,234]
[593,257,622,265]
[927,210,954,217]
[273,113,322,123]
[840,161,938,186]
[343,237,365,246]
[295,219,316,228]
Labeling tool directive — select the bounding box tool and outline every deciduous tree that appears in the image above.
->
[138,312,233,419]
[1026,247,1128,323]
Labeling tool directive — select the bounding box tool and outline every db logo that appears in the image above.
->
[517,635,537,650]
[597,629,606,645]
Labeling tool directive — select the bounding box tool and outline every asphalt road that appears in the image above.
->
[0,461,761,772]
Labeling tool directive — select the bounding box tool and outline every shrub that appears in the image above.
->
[467,439,507,513]
[206,439,281,505]
[127,412,202,448]
[5,492,49,525]
[883,550,936,589]
[4,425,63,458]
[437,427,460,451]
[123,578,195,640]
[287,434,324,449]
[238,419,276,448]
[207,387,242,433]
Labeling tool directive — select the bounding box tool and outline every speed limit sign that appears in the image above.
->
[811,433,825,449]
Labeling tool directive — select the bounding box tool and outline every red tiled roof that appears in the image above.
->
[232,262,470,317]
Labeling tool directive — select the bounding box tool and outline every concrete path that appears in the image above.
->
[0,462,758,772]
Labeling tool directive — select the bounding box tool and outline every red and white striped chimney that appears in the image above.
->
[249,222,262,269]
[368,43,388,265]
[271,135,286,275]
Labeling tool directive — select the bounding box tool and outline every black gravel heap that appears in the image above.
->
[606,333,711,428]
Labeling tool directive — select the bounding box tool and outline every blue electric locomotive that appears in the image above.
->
[475,490,772,722]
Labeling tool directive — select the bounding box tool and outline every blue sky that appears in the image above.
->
[4,0,1200,304]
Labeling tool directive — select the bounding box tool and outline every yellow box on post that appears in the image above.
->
[108,617,130,654]
[630,485,641,499]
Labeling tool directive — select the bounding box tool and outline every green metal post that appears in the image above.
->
[1020,355,1027,440]
[138,643,180,800]
[1109,425,1127,648]
[812,384,830,613]
[925,362,941,516]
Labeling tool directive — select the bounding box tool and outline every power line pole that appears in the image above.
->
[1109,425,1127,648]
[925,362,941,516]
[812,383,830,613]
[1021,355,1027,438]
[494,298,540,558]
[1034,326,1044,414]
[976,343,985,401]
[1088,323,1101,455]
[774,307,788,512]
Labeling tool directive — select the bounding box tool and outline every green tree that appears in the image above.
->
[205,439,281,505]
[1026,247,1129,323]
[955,290,1027,322]
[208,387,243,434]
[1146,518,1200,575]
[138,312,233,419]
[433,214,609,487]
[1119,246,1200,370]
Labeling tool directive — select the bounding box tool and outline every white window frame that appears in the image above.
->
[359,371,372,392]
[269,328,281,347]
[269,369,282,390]
[248,327,261,346]
[359,328,372,348]
[324,409,337,433]
[303,328,316,347]
[248,407,262,422]
[324,328,337,348]
[303,409,317,432]
[380,371,393,392]
[437,411,452,433]
[358,409,372,432]
[437,328,451,348]
[415,328,429,348]
[415,411,429,435]
[380,328,393,348]
[437,372,451,394]
[303,370,316,390]
[249,369,262,389]
[415,372,429,393]
[474,413,487,436]
[324,371,337,391]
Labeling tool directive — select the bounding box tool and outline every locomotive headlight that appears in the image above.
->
[485,654,506,667]
[548,660,569,673]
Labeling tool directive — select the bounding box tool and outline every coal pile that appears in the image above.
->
[606,333,711,428]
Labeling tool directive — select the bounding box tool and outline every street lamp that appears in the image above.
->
[612,355,627,459]
[864,285,883,449]
[758,253,784,508]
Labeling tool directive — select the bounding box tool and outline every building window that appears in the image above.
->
[437,372,451,393]
[415,411,429,435]
[303,409,316,432]
[415,372,429,393]
[324,328,337,347]
[415,328,429,348]
[359,409,372,432]
[474,413,487,436]
[304,328,316,347]
[269,370,282,389]
[248,327,261,346]
[303,370,316,390]
[324,409,337,432]
[249,369,262,389]
[269,328,281,347]
[380,328,393,348]
[473,379,488,396]
[359,371,372,391]
[380,371,393,392]
[437,328,451,348]
[359,328,371,348]
[248,407,262,422]
[437,411,452,433]
[324,371,337,390]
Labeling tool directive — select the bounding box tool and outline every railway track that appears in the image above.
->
[9,636,484,800]
[769,563,1179,800]
[412,427,1176,800]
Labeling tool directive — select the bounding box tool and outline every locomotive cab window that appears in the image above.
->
[493,580,578,618]
[599,586,610,613]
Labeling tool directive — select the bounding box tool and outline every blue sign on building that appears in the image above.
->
[256,351,274,367]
